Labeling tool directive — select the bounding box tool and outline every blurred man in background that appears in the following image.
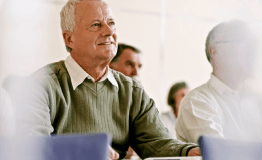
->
[110,43,142,159]
[109,43,142,83]
[161,82,189,139]
[175,20,262,144]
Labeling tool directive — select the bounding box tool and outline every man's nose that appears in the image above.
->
[101,23,115,37]
[132,66,139,76]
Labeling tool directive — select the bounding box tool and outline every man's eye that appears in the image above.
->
[125,61,131,66]
[92,23,100,27]
[109,22,115,26]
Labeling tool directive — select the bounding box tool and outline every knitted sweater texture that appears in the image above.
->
[18,61,198,159]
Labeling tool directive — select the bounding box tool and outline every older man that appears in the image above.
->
[17,0,200,159]
[109,43,142,83]
[175,20,262,144]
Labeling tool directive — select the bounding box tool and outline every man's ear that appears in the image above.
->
[63,31,74,49]
[209,44,217,56]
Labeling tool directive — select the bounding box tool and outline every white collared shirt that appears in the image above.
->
[64,55,118,90]
[160,110,177,139]
[175,74,262,143]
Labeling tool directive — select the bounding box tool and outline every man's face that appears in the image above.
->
[69,1,117,63]
[215,37,257,78]
[212,25,258,79]
[174,88,189,117]
[110,48,142,81]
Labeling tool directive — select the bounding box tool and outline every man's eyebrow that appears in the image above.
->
[91,20,101,22]
[108,18,115,21]
[125,60,134,64]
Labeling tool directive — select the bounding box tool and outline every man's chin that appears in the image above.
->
[131,76,141,83]
[98,52,115,60]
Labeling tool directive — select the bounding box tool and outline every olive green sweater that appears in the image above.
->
[18,61,198,159]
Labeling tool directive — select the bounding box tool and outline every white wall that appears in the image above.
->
[0,0,68,80]
[106,0,262,112]
[1,0,262,112]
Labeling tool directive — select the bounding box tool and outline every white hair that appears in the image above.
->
[205,20,248,63]
[60,0,103,52]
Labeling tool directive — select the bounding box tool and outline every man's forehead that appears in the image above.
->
[76,0,113,19]
[214,23,254,41]
[121,49,142,63]
[79,0,109,8]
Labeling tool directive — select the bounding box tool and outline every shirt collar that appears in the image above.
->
[209,73,235,95]
[64,55,118,90]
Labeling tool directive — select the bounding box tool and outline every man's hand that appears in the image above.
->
[109,146,119,160]
[188,147,201,156]
[124,146,137,159]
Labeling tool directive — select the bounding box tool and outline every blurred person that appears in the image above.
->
[110,43,142,159]
[0,88,16,135]
[175,20,262,144]
[1,75,25,136]
[161,82,189,139]
[2,75,25,106]
[109,43,142,83]
[16,0,200,159]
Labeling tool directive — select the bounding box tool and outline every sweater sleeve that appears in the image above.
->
[16,75,54,135]
[130,88,198,159]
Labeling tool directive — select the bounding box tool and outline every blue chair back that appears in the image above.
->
[199,135,262,160]
[0,133,111,160]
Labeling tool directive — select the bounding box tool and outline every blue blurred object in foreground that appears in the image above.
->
[199,135,262,160]
[0,133,111,160]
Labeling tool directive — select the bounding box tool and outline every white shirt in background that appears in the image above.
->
[160,110,177,139]
[175,74,262,143]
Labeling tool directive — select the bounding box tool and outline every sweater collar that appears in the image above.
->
[64,55,118,90]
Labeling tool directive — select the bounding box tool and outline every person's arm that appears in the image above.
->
[176,99,224,144]
[129,88,199,159]
[16,76,54,135]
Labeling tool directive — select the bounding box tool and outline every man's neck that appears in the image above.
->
[85,65,108,82]
[213,70,243,91]
[72,55,109,82]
